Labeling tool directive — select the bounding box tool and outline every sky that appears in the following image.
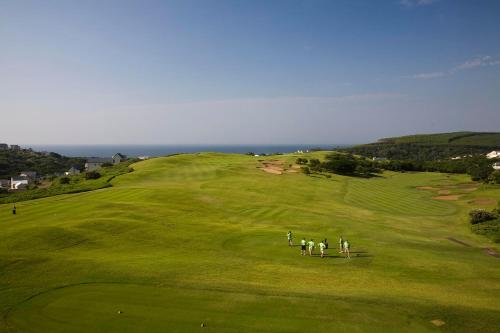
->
[1,0,499,145]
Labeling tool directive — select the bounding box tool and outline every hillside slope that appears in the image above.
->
[379,132,500,146]
[346,132,500,160]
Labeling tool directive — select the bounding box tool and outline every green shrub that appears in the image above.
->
[469,209,498,225]
[85,171,101,180]
[59,177,70,184]
[301,166,311,175]
[489,170,500,184]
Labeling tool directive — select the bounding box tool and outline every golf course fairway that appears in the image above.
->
[1,152,499,332]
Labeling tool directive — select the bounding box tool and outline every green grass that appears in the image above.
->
[1,152,499,332]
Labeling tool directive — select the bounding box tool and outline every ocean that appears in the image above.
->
[27,144,349,158]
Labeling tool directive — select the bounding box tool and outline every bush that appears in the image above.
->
[59,177,70,184]
[469,209,498,225]
[309,158,321,171]
[296,158,308,165]
[301,166,311,175]
[85,171,101,180]
[489,170,500,184]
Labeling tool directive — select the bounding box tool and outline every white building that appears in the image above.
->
[486,151,500,159]
[10,176,29,190]
[20,171,37,180]
[493,162,500,170]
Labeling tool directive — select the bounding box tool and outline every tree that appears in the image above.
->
[322,154,357,174]
[489,170,500,184]
[467,156,493,182]
[309,159,321,171]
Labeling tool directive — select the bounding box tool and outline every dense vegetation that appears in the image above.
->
[298,154,500,184]
[344,132,500,161]
[469,208,500,243]
[0,148,85,178]
[0,162,134,204]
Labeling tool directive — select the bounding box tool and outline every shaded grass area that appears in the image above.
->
[0,152,499,332]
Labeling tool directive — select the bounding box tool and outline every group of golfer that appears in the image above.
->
[287,231,351,258]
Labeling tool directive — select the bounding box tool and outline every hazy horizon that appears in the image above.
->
[1,0,499,145]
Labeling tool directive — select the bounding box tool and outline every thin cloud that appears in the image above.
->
[409,55,500,79]
[400,0,438,8]
[409,71,446,79]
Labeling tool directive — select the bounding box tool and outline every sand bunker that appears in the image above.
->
[258,160,285,175]
[433,195,461,201]
[431,319,446,327]
[468,198,497,205]
[437,190,451,195]
[261,167,283,175]
[460,187,478,192]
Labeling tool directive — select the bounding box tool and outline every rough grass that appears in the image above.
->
[0,152,499,333]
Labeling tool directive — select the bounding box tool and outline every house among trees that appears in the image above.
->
[112,153,127,164]
[0,143,8,150]
[10,145,21,150]
[85,157,113,171]
[85,153,127,171]
[65,166,81,176]
[486,150,500,159]
[493,162,500,170]
[10,176,29,190]
[20,171,37,180]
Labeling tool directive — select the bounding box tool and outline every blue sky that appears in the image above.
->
[1,0,499,144]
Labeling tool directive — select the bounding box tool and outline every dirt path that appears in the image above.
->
[446,237,471,247]
[483,248,500,258]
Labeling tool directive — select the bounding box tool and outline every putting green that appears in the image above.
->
[1,152,499,332]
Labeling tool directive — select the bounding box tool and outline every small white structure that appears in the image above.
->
[138,156,150,160]
[486,151,500,159]
[493,162,500,170]
[20,171,37,180]
[65,166,81,176]
[372,157,388,161]
[10,176,29,190]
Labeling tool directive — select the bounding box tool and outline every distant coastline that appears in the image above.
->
[27,144,351,158]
